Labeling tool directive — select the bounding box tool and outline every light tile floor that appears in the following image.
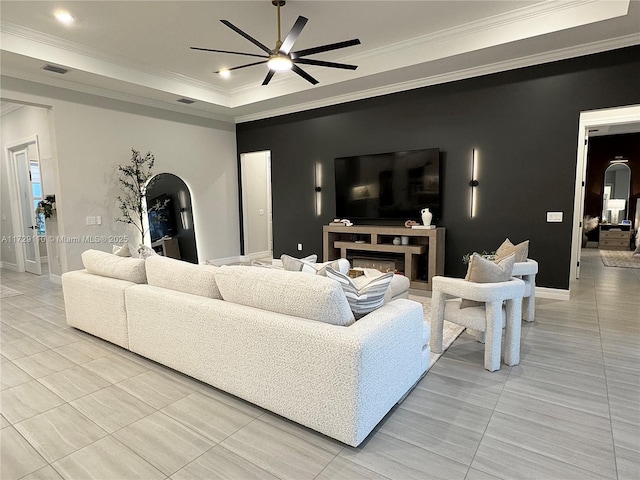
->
[1,249,639,480]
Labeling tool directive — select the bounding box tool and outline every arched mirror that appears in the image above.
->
[146,173,198,264]
[602,163,631,224]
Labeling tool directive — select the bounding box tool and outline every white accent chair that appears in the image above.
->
[430,276,525,372]
[512,259,538,322]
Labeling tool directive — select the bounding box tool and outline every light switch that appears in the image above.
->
[86,216,96,225]
[96,216,102,225]
[546,212,563,223]
[259,209,265,216]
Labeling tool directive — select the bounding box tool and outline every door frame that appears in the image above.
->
[570,104,640,284]
[5,135,43,274]
[240,150,273,261]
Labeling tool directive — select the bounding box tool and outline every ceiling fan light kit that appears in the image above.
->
[191,0,360,86]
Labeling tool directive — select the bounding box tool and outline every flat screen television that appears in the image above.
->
[334,148,441,221]
[148,193,176,242]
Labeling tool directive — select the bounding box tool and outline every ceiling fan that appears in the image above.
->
[190,0,361,85]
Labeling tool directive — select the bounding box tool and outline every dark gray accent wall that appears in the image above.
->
[236,46,640,290]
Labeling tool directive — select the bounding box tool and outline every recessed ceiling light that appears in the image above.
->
[218,69,231,79]
[54,11,74,25]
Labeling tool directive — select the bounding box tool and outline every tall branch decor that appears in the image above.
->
[115,149,158,245]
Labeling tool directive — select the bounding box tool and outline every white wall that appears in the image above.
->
[1,77,240,272]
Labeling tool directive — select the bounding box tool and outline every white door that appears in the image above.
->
[240,151,273,260]
[13,148,42,275]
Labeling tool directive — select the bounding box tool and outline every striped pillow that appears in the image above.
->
[326,267,393,318]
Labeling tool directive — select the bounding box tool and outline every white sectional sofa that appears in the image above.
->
[62,250,431,447]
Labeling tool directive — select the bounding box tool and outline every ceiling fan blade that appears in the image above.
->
[262,70,276,86]
[292,64,319,85]
[292,39,361,59]
[191,47,268,59]
[215,61,268,73]
[279,16,308,54]
[220,19,272,54]
[294,58,358,70]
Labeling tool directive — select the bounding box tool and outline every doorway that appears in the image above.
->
[6,136,43,275]
[571,104,640,283]
[240,151,273,261]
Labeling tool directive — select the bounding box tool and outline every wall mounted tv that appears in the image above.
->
[148,193,176,242]
[334,148,441,221]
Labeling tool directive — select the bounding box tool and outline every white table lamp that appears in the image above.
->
[607,199,626,224]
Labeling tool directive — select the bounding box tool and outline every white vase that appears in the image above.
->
[421,208,432,226]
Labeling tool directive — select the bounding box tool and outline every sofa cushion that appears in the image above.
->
[460,253,515,308]
[215,266,355,326]
[81,249,147,284]
[145,255,221,299]
[326,267,394,318]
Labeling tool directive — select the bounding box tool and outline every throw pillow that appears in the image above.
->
[495,238,529,263]
[81,249,147,284]
[280,254,318,271]
[326,267,393,318]
[460,253,516,309]
[112,244,131,257]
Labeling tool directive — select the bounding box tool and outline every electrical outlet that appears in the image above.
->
[546,212,563,223]
[96,216,102,225]
[297,243,303,251]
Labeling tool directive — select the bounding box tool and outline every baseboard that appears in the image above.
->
[0,261,19,271]
[40,256,49,264]
[536,286,570,300]
[49,274,62,285]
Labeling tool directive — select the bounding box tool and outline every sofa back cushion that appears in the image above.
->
[145,255,221,299]
[215,266,355,326]
[82,249,147,284]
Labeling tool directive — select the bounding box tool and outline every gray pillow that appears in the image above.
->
[280,254,318,271]
[460,253,515,309]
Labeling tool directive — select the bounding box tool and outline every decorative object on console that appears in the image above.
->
[421,208,433,226]
[329,218,353,227]
[401,236,409,245]
[404,220,418,228]
[393,237,401,245]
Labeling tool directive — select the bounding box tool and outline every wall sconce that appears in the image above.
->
[315,162,322,216]
[178,190,190,230]
[469,148,479,218]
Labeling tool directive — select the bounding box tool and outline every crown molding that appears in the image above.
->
[234,34,640,123]
[1,71,235,123]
